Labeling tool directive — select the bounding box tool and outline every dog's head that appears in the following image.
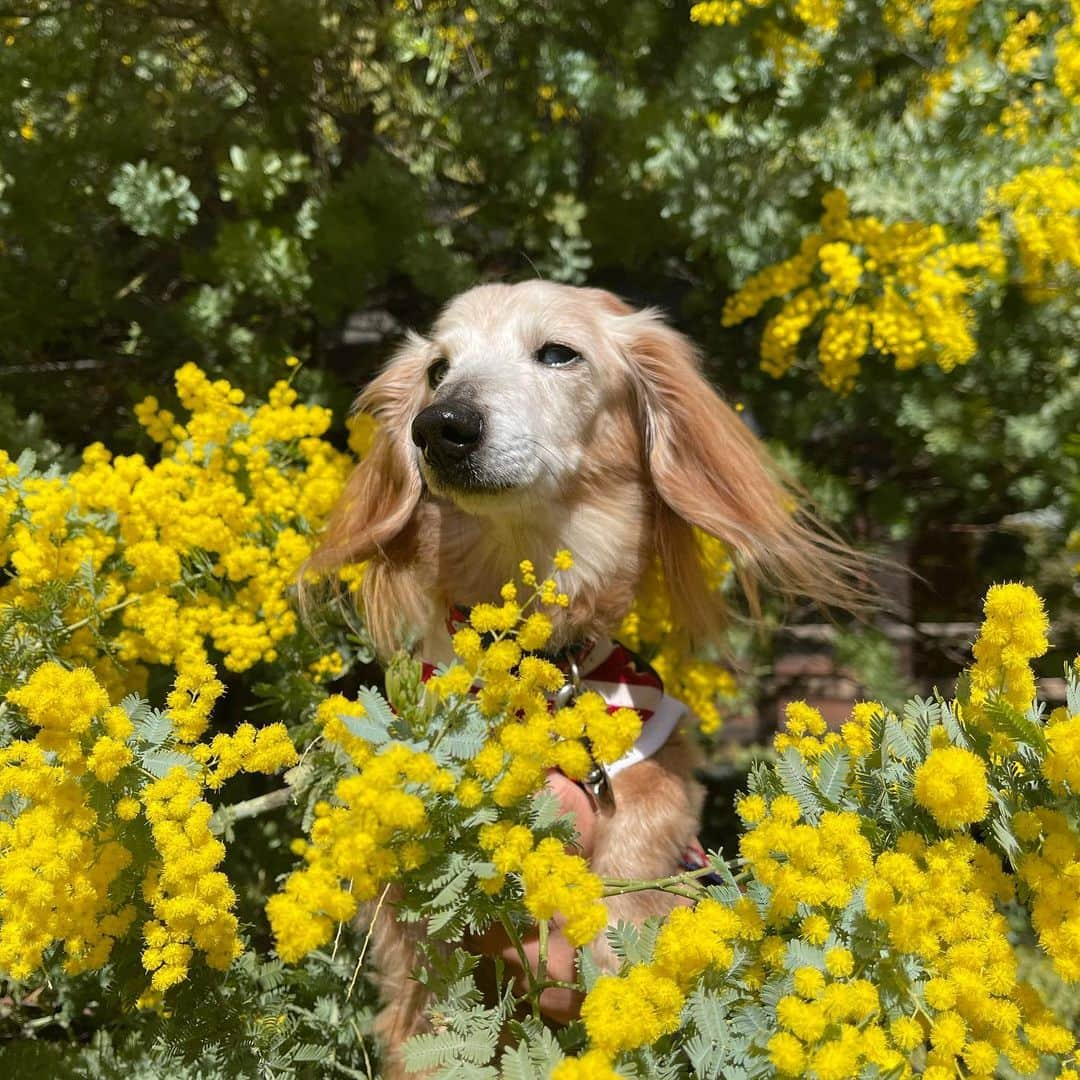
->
[312,281,869,653]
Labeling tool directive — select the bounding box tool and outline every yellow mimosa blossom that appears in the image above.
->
[968,581,1049,720]
[723,189,1006,392]
[913,746,991,829]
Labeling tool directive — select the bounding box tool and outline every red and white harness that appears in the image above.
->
[420,607,717,880]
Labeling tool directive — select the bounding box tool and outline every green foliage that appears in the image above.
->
[107,161,200,240]
[218,146,312,214]
[0,949,380,1078]
[1,0,1076,624]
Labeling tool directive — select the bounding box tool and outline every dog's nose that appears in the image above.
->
[411,401,484,465]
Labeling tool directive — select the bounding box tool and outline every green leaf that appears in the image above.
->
[529,789,563,832]
[291,1043,331,1062]
[784,939,825,971]
[218,146,311,213]
[607,920,658,967]
[434,711,488,764]
[339,710,390,745]
[940,701,971,749]
[499,1024,563,1080]
[776,748,822,823]
[428,857,474,909]
[345,689,398,744]
[141,748,198,778]
[434,1063,499,1080]
[578,945,602,991]
[107,160,199,239]
[403,1029,497,1071]
[686,988,731,1048]
[983,697,1049,754]
[133,708,173,747]
[730,1003,771,1044]
[813,747,850,805]
[1066,666,1080,718]
[990,809,1021,862]
[882,716,918,763]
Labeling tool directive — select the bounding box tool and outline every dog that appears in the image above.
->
[307,281,867,1075]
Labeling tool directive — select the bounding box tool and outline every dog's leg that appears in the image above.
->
[366,727,704,1070]
[587,725,706,972]
[367,896,439,1080]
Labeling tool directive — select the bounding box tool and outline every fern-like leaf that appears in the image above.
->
[813,747,850,805]
[776,748,822,823]
[983,697,1048,754]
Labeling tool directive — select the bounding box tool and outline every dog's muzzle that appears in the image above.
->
[411,400,484,474]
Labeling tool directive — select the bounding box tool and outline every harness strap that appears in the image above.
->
[423,607,714,883]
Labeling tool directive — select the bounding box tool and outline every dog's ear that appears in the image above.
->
[616,308,871,642]
[303,335,430,651]
[308,336,427,574]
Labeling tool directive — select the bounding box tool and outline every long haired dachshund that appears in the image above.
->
[307,281,867,1076]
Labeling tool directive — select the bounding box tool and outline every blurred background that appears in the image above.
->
[1,0,1077,747]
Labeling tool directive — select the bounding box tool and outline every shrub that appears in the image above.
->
[2,1,1077,607]
[1,369,1079,1076]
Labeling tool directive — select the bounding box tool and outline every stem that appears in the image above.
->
[428,711,455,753]
[536,917,549,995]
[498,914,541,1018]
[603,882,703,901]
[601,864,721,897]
[209,786,290,834]
[602,866,715,886]
[351,1017,375,1080]
[537,978,580,992]
[293,733,323,773]
[331,879,354,961]
[64,595,141,633]
[348,883,391,1001]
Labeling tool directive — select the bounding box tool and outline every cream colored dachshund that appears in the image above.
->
[308,281,866,1076]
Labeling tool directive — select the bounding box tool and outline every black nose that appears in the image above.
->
[411,401,484,465]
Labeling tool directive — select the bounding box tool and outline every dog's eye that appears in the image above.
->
[427,358,449,389]
[535,342,581,367]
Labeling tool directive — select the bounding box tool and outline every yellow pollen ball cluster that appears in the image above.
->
[1043,710,1080,793]
[968,581,1050,722]
[865,833,1072,1073]
[994,163,1080,296]
[7,661,111,764]
[775,698,879,766]
[568,896,761,1069]
[201,723,298,790]
[1019,809,1080,982]
[0,648,299,993]
[579,965,686,1056]
[0,362,352,716]
[267,728,444,962]
[140,768,243,990]
[0,739,134,978]
[691,0,840,33]
[0,360,331,995]
[447,566,642,808]
[617,532,736,735]
[739,806,873,921]
[722,189,1006,393]
[519,837,607,945]
[913,746,991,830]
[269,555,649,965]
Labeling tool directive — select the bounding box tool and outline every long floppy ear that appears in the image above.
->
[616,309,873,644]
[303,335,430,652]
